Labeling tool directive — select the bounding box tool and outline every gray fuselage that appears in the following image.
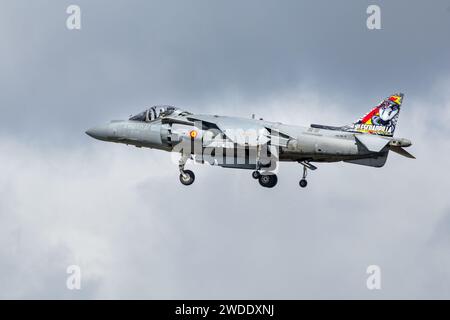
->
[86,114,392,168]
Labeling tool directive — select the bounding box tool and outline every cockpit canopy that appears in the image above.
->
[129,105,188,122]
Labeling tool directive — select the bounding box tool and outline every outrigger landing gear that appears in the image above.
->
[298,161,317,188]
[179,154,195,186]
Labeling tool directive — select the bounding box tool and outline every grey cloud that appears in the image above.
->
[1,0,450,299]
[1,0,450,142]
[1,86,450,299]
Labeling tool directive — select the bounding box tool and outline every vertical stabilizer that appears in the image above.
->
[351,93,404,136]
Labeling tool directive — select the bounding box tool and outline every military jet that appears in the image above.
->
[86,93,414,188]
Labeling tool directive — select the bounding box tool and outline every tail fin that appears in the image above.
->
[350,93,404,137]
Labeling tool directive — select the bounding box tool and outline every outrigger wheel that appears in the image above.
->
[179,170,195,186]
[258,174,278,188]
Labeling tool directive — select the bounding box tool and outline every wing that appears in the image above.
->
[184,114,293,147]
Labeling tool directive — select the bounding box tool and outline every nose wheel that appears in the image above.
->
[179,170,195,186]
[178,154,195,186]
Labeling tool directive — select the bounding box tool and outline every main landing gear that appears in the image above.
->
[252,161,317,189]
[177,155,316,189]
[252,170,278,188]
[258,173,278,188]
[179,154,195,186]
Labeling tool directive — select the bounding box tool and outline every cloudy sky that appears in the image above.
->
[1,0,450,299]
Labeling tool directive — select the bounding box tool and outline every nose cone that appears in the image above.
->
[85,124,112,141]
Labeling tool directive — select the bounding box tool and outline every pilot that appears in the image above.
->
[149,107,156,121]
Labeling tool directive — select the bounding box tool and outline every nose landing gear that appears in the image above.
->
[179,170,195,186]
[179,154,195,186]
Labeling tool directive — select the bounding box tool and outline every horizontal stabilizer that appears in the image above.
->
[389,146,416,159]
[355,134,390,152]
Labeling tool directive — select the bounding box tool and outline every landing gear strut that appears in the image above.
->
[179,154,195,186]
[299,166,308,188]
[254,146,279,188]
[298,161,317,188]
[252,159,277,188]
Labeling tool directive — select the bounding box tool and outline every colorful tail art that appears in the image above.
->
[351,93,404,136]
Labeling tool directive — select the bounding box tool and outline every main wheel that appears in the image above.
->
[258,174,278,188]
[252,171,261,179]
[179,170,195,186]
[299,179,308,188]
